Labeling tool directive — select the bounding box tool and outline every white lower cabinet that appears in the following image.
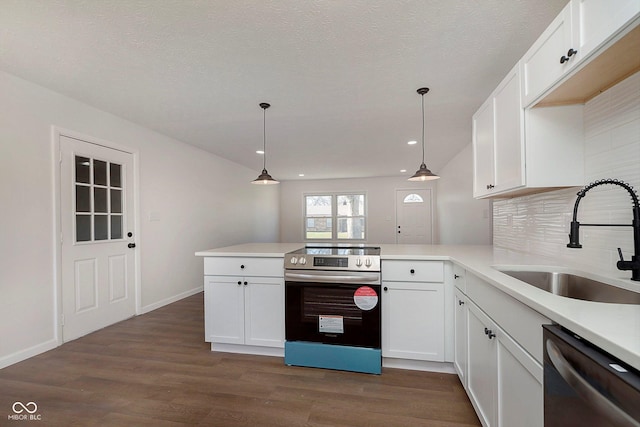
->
[458,278,546,427]
[467,302,498,427]
[453,288,468,386]
[204,275,284,349]
[381,260,445,362]
[497,330,543,427]
[382,281,445,361]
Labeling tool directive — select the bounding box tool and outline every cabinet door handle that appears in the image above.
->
[243,281,248,286]
[488,331,496,339]
[410,269,415,274]
[383,287,388,292]
[458,299,465,306]
[240,264,245,269]
[454,274,460,279]
[486,184,495,190]
[237,281,242,286]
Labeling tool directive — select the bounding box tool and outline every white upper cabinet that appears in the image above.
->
[522,3,575,107]
[473,62,583,199]
[572,0,640,61]
[473,63,524,198]
[523,0,640,107]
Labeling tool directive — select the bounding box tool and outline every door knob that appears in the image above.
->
[128,243,136,248]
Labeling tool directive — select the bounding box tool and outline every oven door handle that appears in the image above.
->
[284,271,380,284]
[546,339,640,427]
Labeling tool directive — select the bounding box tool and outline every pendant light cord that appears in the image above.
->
[263,107,267,170]
[421,92,425,164]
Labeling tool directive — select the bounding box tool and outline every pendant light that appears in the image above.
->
[408,87,440,181]
[251,102,279,185]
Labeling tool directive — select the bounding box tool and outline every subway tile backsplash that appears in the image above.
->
[493,72,640,275]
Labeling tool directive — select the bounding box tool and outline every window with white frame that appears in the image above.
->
[304,193,366,240]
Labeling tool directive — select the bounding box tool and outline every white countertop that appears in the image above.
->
[196,243,640,370]
[195,243,303,257]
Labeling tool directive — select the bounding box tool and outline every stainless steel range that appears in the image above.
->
[284,245,382,374]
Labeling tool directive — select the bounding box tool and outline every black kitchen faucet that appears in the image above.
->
[567,179,640,281]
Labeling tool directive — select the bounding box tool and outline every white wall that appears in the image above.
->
[436,143,492,244]
[493,72,639,277]
[0,70,279,367]
[279,177,437,244]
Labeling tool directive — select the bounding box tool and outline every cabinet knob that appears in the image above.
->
[458,299,465,306]
[383,286,388,292]
[486,184,495,190]
[240,264,245,269]
[488,330,496,340]
[244,281,248,286]
[410,269,415,274]
[560,49,577,64]
[454,274,460,279]
[484,327,490,335]
[237,281,242,286]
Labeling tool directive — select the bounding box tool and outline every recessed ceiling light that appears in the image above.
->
[407,140,417,145]
[299,173,305,177]
[400,169,407,173]
[256,150,264,154]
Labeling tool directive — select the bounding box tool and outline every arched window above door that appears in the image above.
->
[403,193,424,203]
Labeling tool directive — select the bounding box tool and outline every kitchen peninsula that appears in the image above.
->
[197,243,640,370]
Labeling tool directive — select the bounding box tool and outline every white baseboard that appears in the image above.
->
[0,339,58,370]
[382,358,456,374]
[138,286,203,315]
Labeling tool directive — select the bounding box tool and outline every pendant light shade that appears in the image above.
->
[408,87,440,181]
[252,102,279,185]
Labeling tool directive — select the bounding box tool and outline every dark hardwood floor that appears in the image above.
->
[0,293,480,426]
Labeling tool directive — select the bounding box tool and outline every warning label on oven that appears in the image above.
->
[354,286,378,311]
[319,315,344,334]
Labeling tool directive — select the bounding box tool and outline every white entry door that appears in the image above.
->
[60,135,136,341]
[396,189,432,244]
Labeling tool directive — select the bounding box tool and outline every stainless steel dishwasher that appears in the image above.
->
[543,325,640,427]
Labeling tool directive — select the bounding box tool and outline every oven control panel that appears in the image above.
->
[286,255,380,271]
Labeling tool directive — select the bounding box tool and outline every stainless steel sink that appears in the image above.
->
[496,269,640,304]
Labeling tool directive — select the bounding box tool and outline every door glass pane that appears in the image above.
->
[76,185,90,212]
[75,156,90,184]
[110,163,122,188]
[337,218,365,239]
[76,215,91,242]
[94,160,107,186]
[110,189,122,213]
[94,215,108,240]
[94,188,107,213]
[111,215,122,239]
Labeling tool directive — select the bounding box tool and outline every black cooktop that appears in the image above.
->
[289,245,380,256]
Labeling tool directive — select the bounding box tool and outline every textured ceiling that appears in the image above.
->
[0,0,567,181]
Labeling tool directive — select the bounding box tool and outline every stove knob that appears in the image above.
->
[365,257,372,267]
[355,258,363,267]
[290,256,298,265]
[299,257,307,265]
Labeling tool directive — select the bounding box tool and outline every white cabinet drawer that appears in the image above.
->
[204,256,284,277]
[382,260,444,282]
